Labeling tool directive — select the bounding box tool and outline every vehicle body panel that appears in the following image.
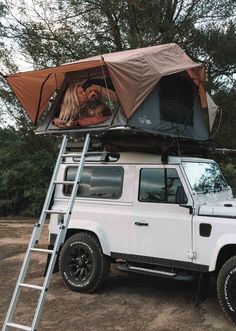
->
[48,152,236,273]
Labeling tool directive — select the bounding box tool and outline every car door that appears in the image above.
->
[131,165,193,264]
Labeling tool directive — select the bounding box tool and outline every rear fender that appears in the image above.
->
[68,219,110,256]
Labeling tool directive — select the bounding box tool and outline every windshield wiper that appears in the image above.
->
[214,184,229,192]
[196,189,209,194]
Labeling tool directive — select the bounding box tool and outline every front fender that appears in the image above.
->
[209,233,236,271]
[68,219,110,256]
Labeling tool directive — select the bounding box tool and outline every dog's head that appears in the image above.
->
[86,86,101,102]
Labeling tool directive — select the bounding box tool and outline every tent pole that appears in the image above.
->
[35,73,53,124]
[100,57,113,111]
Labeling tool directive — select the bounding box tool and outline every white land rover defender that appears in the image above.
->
[48,151,236,323]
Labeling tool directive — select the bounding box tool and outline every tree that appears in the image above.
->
[213,86,236,148]
[0,0,235,215]
[2,0,235,79]
[0,127,58,216]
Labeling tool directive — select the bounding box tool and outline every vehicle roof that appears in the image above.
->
[114,152,215,164]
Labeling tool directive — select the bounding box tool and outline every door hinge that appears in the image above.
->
[188,250,197,259]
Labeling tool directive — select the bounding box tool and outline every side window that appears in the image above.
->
[64,166,123,199]
[139,168,186,203]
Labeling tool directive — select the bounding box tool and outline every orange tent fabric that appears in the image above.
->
[5,43,207,124]
[5,60,103,123]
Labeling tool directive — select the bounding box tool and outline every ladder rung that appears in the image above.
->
[53,180,75,184]
[30,248,53,254]
[6,322,31,331]
[44,209,66,214]
[19,283,43,291]
[61,153,83,157]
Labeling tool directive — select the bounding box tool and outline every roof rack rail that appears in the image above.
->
[64,151,120,163]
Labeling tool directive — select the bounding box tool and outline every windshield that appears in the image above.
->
[182,161,228,193]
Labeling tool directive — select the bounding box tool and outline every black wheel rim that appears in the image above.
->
[66,245,93,283]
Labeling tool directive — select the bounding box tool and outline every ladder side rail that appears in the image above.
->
[39,135,68,221]
[31,134,91,330]
[63,133,91,232]
[31,227,63,331]
[2,224,44,331]
[2,135,68,331]
[33,135,68,243]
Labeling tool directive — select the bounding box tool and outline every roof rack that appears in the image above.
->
[57,126,218,162]
[61,150,120,163]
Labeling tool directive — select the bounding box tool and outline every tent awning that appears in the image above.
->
[5,43,208,125]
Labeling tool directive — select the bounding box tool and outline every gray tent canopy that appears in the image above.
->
[126,72,209,140]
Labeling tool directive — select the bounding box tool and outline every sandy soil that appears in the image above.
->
[0,219,236,331]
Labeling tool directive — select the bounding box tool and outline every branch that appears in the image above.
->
[173,0,185,22]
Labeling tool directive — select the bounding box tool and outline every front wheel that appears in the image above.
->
[217,256,236,324]
[59,232,110,293]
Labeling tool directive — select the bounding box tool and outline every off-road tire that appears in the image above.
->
[217,256,236,324]
[59,232,110,293]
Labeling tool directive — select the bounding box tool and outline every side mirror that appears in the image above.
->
[176,186,188,205]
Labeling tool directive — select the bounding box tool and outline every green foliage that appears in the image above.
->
[2,0,235,74]
[213,87,236,148]
[0,127,58,216]
[219,162,236,196]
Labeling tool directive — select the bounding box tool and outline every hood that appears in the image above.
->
[199,198,236,218]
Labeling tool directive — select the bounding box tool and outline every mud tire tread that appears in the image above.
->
[59,232,110,293]
[217,256,236,324]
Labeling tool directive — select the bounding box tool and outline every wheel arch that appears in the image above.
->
[65,221,110,256]
[214,244,236,274]
[209,234,236,272]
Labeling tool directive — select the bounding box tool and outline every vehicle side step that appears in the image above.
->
[117,264,176,278]
[117,264,198,282]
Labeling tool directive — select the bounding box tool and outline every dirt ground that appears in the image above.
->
[1,220,236,331]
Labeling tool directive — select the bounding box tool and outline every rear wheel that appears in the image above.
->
[59,232,110,293]
[217,256,236,324]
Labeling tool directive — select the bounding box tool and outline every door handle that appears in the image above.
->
[135,221,149,226]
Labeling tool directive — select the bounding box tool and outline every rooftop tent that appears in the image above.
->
[4,43,218,141]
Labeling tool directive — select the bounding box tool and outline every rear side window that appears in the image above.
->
[139,168,184,203]
[64,166,123,199]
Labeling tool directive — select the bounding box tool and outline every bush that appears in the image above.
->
[0,128,58,217]
[220,161,236,196]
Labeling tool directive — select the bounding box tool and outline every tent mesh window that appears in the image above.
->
[160,74,194,126]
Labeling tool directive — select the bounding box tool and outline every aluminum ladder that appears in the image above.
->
[2,133,91,331]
